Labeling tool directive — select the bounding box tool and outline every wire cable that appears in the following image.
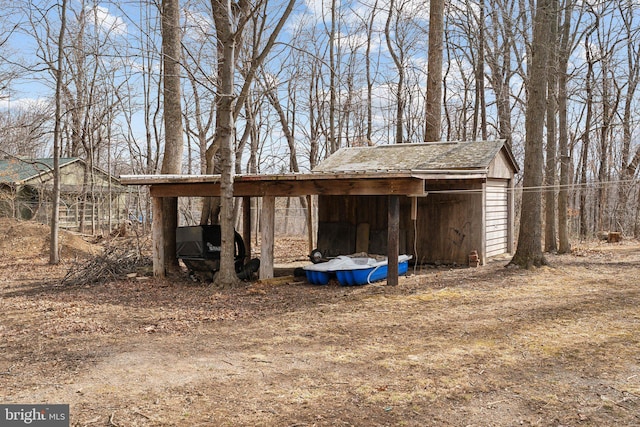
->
[423,178,639,195]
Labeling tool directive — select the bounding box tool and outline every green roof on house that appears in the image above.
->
[0,158,79,184]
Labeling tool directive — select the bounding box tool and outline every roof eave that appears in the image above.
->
[18,158,80,183]
[499,141,520,173]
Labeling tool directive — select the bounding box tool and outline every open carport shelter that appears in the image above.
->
[120,140,519,285]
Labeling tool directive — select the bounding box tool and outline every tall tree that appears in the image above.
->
[50,0,67,265]
[557,0,581,254]
[579,27,596,240]
[385,0,406,144]
[593,9,620,233]
[484,0,517,142]
[209,0,296,288]
[328,0,338,153]
[365,0,379,144]
[544,0,559,253]
[472,0,487,141]
[510,0,554,268]
[424,0,443,142]
[160,0,184,271]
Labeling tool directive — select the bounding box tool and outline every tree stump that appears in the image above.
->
[608,232,622,243]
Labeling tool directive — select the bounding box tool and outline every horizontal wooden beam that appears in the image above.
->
[149,177,425,198]
[121,171,420,185]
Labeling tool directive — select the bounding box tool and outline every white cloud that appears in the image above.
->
[293,0,395,30]
[87,5,127,36]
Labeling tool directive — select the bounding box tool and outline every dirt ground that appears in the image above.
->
[1,218,639,426]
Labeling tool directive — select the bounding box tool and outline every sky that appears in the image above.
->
[2,0,637,171]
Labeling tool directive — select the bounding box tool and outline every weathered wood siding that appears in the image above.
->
[317,195,395,257]
[317,181,485,265]
[488,150,514,180]
[410,181,484,265]
[314,147,518,264]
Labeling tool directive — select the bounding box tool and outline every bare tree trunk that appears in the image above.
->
[184,52,217,225]
[557,0,574,254]
[485,2,513,143]
[210,0,241,287]
[385,0,405,144]
[263,78,309,225]
[265,86,299,171]
[365,0,378,144]
[472,0,487,141]
[215,50,239,287]
[160,0,184,272]
[579,45,594,240]
[329,0,338,153]
[424,0,444,142]
[443,47,452,141]
[308,62,320,168]
[597,62,618,232]
[248,98,259,174]
[510,0,553,268]
[544,4,558,253]
[50,0,67,265]
[208,0,296,287]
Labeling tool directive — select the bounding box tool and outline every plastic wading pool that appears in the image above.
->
[303,255,412,286]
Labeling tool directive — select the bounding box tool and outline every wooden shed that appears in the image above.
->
[312,140,519,266]
[121,140,518,283]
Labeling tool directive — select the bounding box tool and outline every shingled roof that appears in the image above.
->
[312,140,518,174]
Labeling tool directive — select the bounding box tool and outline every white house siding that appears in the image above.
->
[485,179,509,257]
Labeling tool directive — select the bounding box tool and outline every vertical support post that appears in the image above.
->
[260,196,275,279]
[242,196,252,260]
[306,194,314,254]
[411,196,418,220]
[481,181,487,265]
[387,195,400,286]
[152,196,165,277]
[163,196,179,271]
[508,178,515,254]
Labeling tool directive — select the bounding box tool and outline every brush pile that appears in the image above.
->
[61,242,152,286]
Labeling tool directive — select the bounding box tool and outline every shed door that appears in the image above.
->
[485,180,509,257]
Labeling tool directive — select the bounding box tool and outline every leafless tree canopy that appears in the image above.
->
[0,0,638,251]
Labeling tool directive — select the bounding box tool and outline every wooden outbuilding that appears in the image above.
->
[0,157,127,230]
[313,140,519,266]
[121,140,518,284]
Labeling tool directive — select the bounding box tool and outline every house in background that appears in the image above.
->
[0,157,128,232]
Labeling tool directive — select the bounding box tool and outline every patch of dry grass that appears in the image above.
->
[1,221,639,426]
